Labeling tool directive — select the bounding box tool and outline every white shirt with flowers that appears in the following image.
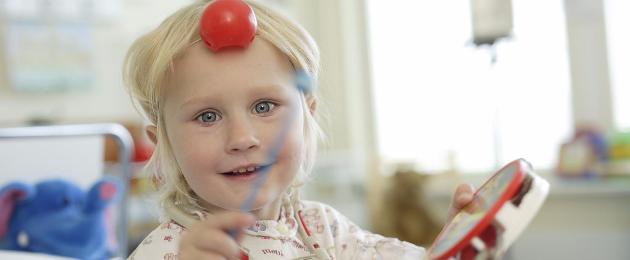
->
[128,200,425,260]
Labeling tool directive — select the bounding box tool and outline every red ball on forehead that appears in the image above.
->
[199,0,258,52]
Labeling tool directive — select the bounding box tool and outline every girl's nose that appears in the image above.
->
[225,117,261,153]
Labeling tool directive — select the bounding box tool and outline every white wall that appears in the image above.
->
[565,0,616,134]
[0,0,194,126]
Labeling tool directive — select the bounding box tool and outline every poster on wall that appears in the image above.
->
[3,21,94,93]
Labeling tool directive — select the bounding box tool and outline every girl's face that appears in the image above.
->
[162,39,306,212]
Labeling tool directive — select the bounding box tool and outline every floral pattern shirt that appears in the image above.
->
[128,200,425,260]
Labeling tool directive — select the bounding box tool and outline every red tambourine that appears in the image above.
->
[428,159,550,260]
[200,0,257,52]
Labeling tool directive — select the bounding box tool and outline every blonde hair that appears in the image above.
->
[123,0,323,213]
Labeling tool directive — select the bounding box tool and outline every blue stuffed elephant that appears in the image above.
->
[0,177,122,260]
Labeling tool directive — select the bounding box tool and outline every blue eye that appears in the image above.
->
[253,101,276,114]
[198,111,221,123]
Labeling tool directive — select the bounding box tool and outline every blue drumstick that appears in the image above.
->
[229,70,312,238]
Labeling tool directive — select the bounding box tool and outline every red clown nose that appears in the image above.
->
[199,0,258,52]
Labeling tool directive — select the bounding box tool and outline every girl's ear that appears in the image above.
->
[306,96,317,116]
[145,125,158,145]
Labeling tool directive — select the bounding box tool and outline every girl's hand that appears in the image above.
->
[445,184,475,224]
[179,211,255,260]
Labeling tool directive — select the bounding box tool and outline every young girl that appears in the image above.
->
[123,1,474,259]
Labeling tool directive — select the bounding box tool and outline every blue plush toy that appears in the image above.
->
[0,177,122,260]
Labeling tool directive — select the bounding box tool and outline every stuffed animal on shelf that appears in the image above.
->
[0,177,122,260]
[557,127,609,178]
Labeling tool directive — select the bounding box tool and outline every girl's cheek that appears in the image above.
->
[282,131,305,164]
[189,144,220,166]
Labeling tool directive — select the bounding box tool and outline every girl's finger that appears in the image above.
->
[446,183,475,223]
[452,183,475,209]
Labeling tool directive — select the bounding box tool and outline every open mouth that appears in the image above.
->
[222,164,272,176]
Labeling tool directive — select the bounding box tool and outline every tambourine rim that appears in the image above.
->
[428,158,527,260]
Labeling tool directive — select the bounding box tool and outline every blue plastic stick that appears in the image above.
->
[229,70,312,238]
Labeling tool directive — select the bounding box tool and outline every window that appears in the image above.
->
[366,0,572,173]
[605,0,630,131]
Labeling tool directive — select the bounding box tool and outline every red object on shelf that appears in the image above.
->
[134,142,154,162]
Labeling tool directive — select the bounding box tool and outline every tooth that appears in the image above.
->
[255,166,260,169]
[233,170,238,173]
[238,168,247,173]
[247,167,255,171]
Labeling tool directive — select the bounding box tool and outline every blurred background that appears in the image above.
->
[0,0,629,259]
